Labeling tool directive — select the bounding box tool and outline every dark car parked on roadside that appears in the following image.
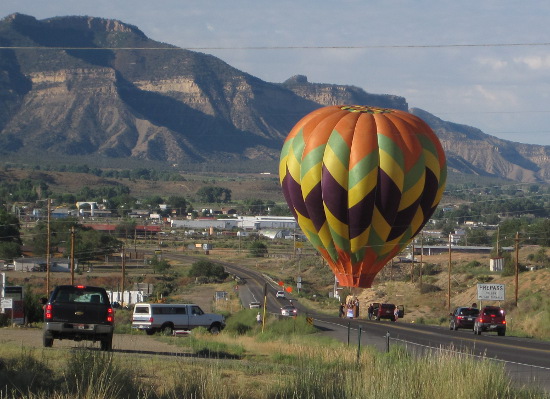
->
[372,303,402,322]
[43,285,115,350]
[474,306,506,336]
[449,306,479,330]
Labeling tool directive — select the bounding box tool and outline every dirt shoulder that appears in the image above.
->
[0,326,190,355]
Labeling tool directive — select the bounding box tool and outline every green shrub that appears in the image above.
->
[188,259,229,282]
[419,283,441,294]
[248,241,268,257]
[224,309,258,335]
[63,349,142,398]
[0,349,54,396]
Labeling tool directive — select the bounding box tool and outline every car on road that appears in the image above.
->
[280,305,297,317]
[474,306,506,336]
[276,290,286,298]
[249,301,261,309]
[449,306,479,330]
[372,303,399,321]
[43,285,115,351]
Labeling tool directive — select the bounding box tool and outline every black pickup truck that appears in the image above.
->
[43,285,115,350]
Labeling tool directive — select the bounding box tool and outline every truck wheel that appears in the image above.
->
[161,323,174,335]
[498,329,506,336]
[43,335,53,348]
[145,329,156,336]
[209,324,221,334]
[100,335,113,351]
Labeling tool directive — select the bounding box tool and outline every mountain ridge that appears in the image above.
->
[1,13,550,183]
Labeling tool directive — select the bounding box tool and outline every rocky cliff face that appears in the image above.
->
[1,13,550,182]
[412,109,550,183]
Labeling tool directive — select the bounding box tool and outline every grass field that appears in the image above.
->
[1,313,547,399]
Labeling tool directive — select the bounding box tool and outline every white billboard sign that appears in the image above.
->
[1,297,13,311]
[477,284,505,301]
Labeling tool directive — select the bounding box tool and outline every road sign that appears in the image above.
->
[1,298,13,313]
[477,284,505,301]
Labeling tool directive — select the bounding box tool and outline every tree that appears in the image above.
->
[249,241,268,257]
[143,195,164,209]
[0,208,22,260]
[72,228,122,262]
[167,195,189,215]
[243,199,265,214]
[116,219,137,239]
[196,186,231,203]
[23,286,44,324]
[30,219,122,262]
[150,256,171,274]
[463,228,491,246]
[188,259,228,282]
[269,205,291,216]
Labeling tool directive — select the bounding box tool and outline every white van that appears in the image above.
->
[132,303,225,335]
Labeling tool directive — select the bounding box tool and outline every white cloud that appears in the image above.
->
[514,55,550,70]
[476,57,508,70]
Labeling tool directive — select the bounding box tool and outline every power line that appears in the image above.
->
[1,42,550,51]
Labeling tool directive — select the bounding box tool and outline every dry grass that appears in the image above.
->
[2,168,284,202]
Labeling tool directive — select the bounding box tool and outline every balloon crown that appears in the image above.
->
[340,105,393,114]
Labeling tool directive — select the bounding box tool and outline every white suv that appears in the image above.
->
[276,290,285,298]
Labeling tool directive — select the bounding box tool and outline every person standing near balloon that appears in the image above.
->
[338,303,345,318]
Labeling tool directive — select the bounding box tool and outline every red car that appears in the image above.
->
[372,303,400,322]
[473,306,506,336]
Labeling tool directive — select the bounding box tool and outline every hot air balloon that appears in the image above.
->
[279,105,447,288]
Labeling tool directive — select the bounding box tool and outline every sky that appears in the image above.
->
[2,0,550,145]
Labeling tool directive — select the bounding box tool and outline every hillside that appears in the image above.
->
[1,13,550,183]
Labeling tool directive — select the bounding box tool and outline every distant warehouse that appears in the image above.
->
[170,216,297,231]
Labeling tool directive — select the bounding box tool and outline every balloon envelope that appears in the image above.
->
[279,105,447,287]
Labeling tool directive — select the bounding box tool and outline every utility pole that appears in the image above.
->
[46,198,51,296]
[419,231,424,292]
[121,246,126,307]
[515,232,520,307]
[411,242,415,283]
[70,226,75,285]
[496,226,501,257]
[448,233,452,311]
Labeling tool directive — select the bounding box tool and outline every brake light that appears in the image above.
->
[45,304,53,319]
[76,285,85,289]
[149,317,154,323]
[457,316,464,320]
[106,307,114,323]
